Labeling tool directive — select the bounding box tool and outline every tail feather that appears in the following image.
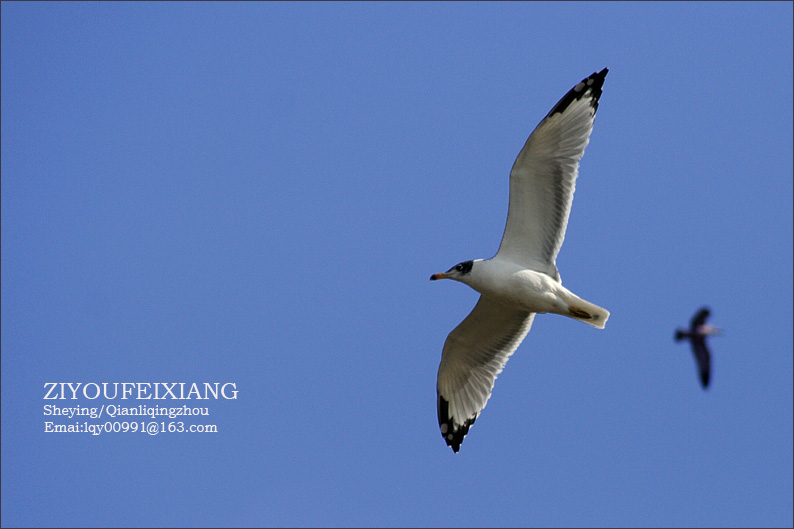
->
[567,299,609,329]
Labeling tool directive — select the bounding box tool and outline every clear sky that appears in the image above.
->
[2,2,792,527]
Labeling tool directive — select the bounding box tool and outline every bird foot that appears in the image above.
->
[569,307,592,319]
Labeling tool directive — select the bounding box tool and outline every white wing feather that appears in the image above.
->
[436,296,535,449]
[495,69,607,281]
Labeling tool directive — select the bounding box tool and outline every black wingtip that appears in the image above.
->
[546,67,609,119]
[437,394,476,453]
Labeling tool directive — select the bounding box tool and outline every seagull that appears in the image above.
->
[430,68,610,452]
[675,306,721,389]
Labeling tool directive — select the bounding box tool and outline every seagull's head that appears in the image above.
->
[430,260,475,283]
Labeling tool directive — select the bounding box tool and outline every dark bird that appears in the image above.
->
[675,307,721,389]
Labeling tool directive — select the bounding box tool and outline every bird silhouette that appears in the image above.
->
[675,307,721,389]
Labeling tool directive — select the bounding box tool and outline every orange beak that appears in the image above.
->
[430,273,448,281]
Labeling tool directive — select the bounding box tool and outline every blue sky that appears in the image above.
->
[2,2,792,527]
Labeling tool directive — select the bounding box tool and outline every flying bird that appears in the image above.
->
[675,306,721,389]
[430,68,610,452]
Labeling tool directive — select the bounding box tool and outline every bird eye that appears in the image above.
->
[452,260,473,275]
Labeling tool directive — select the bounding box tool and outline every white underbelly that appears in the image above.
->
[478,267,571,314]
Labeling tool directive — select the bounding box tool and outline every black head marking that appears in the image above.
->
[437,393,476,453]
[447,260,473,276]
[545,67,608,119]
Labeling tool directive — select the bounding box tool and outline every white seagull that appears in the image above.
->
[430,68,611,452]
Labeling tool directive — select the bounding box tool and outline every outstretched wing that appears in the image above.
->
[495,68,608,281]
[690,307,711,330]
[690,336,712,389]
[436,295,534,452]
